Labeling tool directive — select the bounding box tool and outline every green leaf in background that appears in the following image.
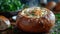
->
[55,13,60,17]
[0,0,23,12]
[52,32,56,34]
[52,13,60,34]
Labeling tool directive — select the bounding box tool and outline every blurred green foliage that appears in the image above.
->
[51,13,60,34]
[0,0,22,12]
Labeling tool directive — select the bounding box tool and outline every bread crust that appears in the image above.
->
[16,7,55,33]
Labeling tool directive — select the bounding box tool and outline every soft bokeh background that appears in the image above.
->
[0,0,60,34]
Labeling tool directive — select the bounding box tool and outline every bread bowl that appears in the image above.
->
[46,1,56,10]
[0,16,10,31]
[53,2,60,11]
[16,7,55,33]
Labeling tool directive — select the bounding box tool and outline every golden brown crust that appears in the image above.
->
[16,7,55,33]
[0,16,8,21]
[46,1,56,10]
[54,2,60,11]
[0,16,10,31]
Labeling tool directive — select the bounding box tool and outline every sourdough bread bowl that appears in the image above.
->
[0,16,10,31]
[16,7,55,33]
[46,1,56,10]
[53,2,60,11]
